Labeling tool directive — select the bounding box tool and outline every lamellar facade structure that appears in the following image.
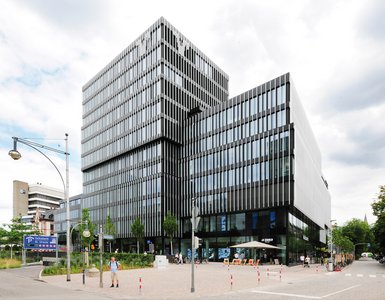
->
[82,17,228,251]
[81,17,330,264]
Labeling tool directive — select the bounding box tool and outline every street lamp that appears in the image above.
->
[9,134,71,281]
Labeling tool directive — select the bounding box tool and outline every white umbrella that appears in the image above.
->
[230,241,280,249]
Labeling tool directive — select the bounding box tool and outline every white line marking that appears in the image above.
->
[357,274,363,277]
[252,290,321,299]
[345,273,352,276]
[252,284,361,299]
[382,275,385,278]
[321,284,360,298]
[369,275,376,278]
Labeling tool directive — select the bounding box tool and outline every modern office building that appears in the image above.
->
[180,74,331,263]
[53,194,82,250]
[81,17,330,264]
[81,17,228,252]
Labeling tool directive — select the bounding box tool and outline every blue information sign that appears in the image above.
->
[23,235,57,250]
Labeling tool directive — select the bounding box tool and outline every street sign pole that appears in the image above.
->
[99,224,103,288]
[191,198,195,293]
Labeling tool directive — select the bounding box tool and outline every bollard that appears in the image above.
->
[267,268,269,278]
[257,270,260,284]
[139,277,142,292]
[83,269,85,285]
[230,274,233,289]
[316,265,319,273]
[279,269,282,281]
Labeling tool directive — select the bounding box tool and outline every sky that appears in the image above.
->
[1,0,384,227]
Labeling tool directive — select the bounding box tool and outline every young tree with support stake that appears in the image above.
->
[163,212,178,255]
[131,218,144,254]
[78,208,96,266]
[105,215,116,253]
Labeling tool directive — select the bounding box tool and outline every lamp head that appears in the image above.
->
[9,149,21,160]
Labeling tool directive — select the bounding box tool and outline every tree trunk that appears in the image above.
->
[170,238,173,255]
[137,240,139,254]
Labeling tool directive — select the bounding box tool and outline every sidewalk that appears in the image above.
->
[42,263,329,299]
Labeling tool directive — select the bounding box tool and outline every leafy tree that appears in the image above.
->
[104,215,116,253]
[2,217,39,258]
[332,227,354,253]
[78,208,97,251]
[372,185,385,253]
[0,227,8,247]
[131,218,144,254]
[163,212,178,255]
[342,218,374,258]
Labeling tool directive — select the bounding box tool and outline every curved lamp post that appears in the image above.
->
[9,134,71,281]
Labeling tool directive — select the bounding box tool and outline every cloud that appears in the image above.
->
[1,0,384,228]
[357,0,385,40]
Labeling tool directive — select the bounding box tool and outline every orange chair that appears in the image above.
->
[248,259,254,266]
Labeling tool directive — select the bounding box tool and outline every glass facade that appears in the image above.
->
[81,18,330,264]
[81,17,229,249]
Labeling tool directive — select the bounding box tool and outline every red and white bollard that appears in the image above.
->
[230,274,233,289]
[267,268,269,278]
[257,270,260,284]
[139,277,142,292]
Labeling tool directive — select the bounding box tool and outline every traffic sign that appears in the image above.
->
[23,235,57,250]
[190,206,201,231]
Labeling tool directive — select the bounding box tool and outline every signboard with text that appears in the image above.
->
[23,235,57,250]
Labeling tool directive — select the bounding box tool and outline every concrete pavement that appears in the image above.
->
[42,262,331,299]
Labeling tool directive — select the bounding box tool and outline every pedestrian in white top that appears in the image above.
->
[108,256,121,287]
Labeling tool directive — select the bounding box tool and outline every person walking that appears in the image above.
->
[108,256,121,288]
[304,255,310,268]
[179,252,183,264]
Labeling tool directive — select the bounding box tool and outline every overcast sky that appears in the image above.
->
[1,0,384,227]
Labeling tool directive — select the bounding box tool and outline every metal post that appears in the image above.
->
[65,133,71,281]
[22,248,26,265]
[55,233,58,265]
[99,224,103,288]
[191,198,195,293]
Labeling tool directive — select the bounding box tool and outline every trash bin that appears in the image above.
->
[328,258,334,272]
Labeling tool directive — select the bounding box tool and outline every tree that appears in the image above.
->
[104,215,116,253]
[131,218,144,254]
[372,185,385,253]
[342,218,374,258]
[2,217,39,259]
[332,227,354,253]
[163,212,178,255]
[78,208,96,251]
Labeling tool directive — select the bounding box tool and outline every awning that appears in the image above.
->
[230,241,280,249]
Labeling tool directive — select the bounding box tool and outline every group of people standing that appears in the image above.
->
[174,252,184,264]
